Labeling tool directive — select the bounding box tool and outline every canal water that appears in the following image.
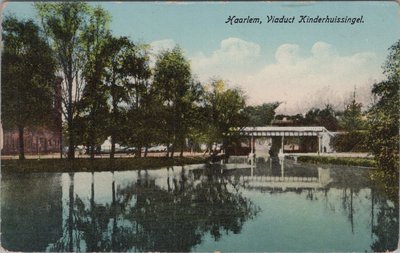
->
[1,160,398,252]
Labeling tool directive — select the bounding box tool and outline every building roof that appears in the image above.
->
[242,126,328,132]
[229,126,333,137]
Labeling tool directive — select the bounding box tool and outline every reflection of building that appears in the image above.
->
[1,77,62,155]
[241,167,332,190]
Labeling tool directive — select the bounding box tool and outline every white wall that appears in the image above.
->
[320,132,333,152]
[254,137,272,158]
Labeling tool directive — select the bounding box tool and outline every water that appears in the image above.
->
[1,160,398,252]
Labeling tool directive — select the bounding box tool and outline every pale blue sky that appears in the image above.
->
[3,1,400,113]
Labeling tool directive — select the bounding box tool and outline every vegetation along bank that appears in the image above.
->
[1,157,207,174]
[297,156,377,167]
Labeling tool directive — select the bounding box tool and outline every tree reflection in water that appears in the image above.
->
[47,173,82,252]
[49,166,259,252]
[2,163,398,252]
[369,171,399,252]
[371,198,398,251]
[124,166,259,251]
[236,160,399,252]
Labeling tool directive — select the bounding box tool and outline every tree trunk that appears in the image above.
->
[170,142,175,158]
[144,147,148,157]
[180,137,185,157]
[90,145,95,159]
[67,73,75,160]
[68,118,75,159]
[180,142,184,157]
[60,130,63,159]
[110,134,116,159]
[166,143,170,158]
[110,84,117,159]
[89,98,97,160]
[18,126,25,160]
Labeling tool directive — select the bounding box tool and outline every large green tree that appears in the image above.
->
[100,37,152,158]
[331,91,368,152]
[303,104,339,131]
[244,102,281,127]
[102,36,134,158]
[121,43,151,158]
[175,80,204,157]
[340,91,366,132]
[367,40,399,196]
[1,16,56,160]
[153,47,193,157]
[36,2,90,159]
[76,6,111,159]
[204,79,247,152]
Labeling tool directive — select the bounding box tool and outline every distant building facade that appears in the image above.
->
[1,77,63,155]
[2,127,61,155]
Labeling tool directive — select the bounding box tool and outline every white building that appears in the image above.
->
[228,126,334,157]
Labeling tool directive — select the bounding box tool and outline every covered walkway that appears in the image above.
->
[227,126,334,157]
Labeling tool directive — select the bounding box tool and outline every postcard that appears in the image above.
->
[1,1,399,252]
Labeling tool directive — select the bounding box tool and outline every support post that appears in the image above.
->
[318,135,321,155]
[250,136,254,166]
[251,136,255,153]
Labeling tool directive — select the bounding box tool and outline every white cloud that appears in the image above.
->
[311,41,335,58]
[251,42,380,114]
[275,44,300,64]
[149,39,177,67]
[150,39,177,53]
[190,37,261,80]
[147,39,381,114]
[190,39,383,114]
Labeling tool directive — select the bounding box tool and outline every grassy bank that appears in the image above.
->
[1,156,208,173]
[297,156,376,167]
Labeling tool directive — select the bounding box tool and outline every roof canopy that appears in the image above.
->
[228,126,333,137]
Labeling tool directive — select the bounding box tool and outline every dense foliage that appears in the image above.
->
[340,93,366,132]
[152,47,198,157]
[303,104,340,131]
[367,40,400,199]
[1,16,57,159]
[4,3,398,172]
[2,4,253,160]
[244,102,281,126]
[36,2,91,159]
[330,131,369,152]
[275,104,340,131]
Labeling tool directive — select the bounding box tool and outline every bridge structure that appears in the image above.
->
[227,126,334,159]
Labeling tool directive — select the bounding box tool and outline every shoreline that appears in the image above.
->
[1,156,208,174]
[296,156,376,167]
[1,154,377,174]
